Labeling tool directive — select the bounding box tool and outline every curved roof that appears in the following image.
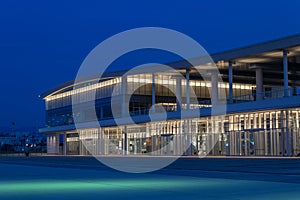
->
[40,33,300,99]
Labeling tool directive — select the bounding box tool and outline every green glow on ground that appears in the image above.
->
[0,179,217,194]
[1,162,300,199]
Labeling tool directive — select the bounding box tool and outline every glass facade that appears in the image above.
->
[45,74,255,127]
[43,71,300,156]
[62,108,299,156]
[41,35,300,157]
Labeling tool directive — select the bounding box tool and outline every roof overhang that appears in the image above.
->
[40,33,300,99]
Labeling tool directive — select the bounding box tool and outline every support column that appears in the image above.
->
[182,120,188,155]
[175,77,182,111]
[47,133,59,154]
[285,110,291,156]
[123,126,127,155]
[186,68,190,110]
[185,120,192,156]
[283,50,289,97]
[211,71,219,105]
[121,76,127,117]
[63,133,67,155]
[279,111,283,156]
[228,61,233,104]
[98,128,102,155]
[256,67,263,100]
[151,73,155,112]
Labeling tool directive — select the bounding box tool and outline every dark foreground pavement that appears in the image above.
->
[1,156,300,199]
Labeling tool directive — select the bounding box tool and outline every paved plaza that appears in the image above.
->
[1,156,300,199]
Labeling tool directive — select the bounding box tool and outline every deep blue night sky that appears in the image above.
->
[1,0,300,130]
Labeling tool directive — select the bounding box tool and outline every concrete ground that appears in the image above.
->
[1,156,300,199]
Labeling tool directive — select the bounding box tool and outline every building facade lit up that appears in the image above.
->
[40,34,300,157]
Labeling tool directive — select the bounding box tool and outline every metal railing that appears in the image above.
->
[232,88,293,104]
[129,88,299,116]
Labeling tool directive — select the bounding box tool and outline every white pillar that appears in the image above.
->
[152,73,155,112]
[185,120,192,156]
[256,67,263,100]
[47,133,59,154]
[280,110,285,156]
[176,77,182,111]
[211,72,218,105]
[121,76,127,117]
[98,128,102,155]
[123,126,127,155]
[285,110,291,156]
[186,68,190,110]
[228,61,233,104]
[283,50,289,97]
